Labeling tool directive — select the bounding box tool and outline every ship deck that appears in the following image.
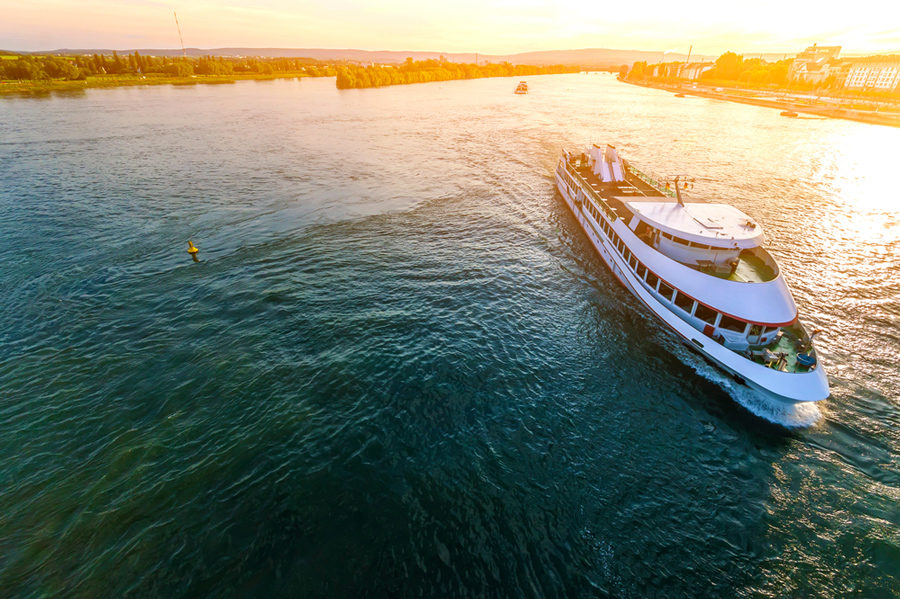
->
[569,162,777,284]
[714,251,775,283]
[574,164,664,203]
[746,323,818,373]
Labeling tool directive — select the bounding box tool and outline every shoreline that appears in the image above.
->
[0,72,312,96]
[621,78,900,128]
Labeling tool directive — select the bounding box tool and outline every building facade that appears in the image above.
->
[678,62,715,80]
[844,57,900,91]
[788,44,842,83]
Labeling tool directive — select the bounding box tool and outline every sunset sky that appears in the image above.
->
[3,0,899,55]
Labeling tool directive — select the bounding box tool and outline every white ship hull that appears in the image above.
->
[554,169,829,405]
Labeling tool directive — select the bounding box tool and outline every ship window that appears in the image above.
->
[629,256,637,270]
[750,324,762,337]
[662,232,672,240]
[719,314,747,333]
[674,291,695,313]
[646,271,659,289]
[658,282,674,301]
[694,303,718,325]
[616,240,624,254]
[634,220,650,237]
[690,242,709,250]
[673,236,689,246]
[636,263,647,279]
[624,249,631,262]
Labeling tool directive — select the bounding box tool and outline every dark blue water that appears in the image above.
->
[1,75,899,598]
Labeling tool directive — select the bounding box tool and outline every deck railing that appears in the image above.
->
[624,163,677,198]
[563,161,618,222]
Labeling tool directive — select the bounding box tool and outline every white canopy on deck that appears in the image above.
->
[624,201,765,249]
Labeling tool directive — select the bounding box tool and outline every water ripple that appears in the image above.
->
[1,75,898,598]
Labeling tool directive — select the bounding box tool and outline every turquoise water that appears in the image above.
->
[1,75,898,597]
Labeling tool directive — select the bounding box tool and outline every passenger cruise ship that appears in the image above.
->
[555,144,829,405]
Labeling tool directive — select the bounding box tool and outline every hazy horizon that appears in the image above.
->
[4,0,899,56]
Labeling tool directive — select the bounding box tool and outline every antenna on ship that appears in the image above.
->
[670,175,695,206]
[174,11,187,59]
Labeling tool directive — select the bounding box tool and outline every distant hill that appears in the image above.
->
[30,47,787,67]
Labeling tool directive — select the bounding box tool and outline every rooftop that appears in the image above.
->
[623,200,765,249]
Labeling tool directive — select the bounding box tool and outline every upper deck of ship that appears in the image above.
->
[564,152,776,284]
[572,162,763,248]
[624,201,765,250]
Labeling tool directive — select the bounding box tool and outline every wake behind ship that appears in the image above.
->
[555,144,829,405]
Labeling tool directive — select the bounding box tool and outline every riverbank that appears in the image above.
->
[0,72,312,96]
[335,60,579,90]
[621,78,900,128]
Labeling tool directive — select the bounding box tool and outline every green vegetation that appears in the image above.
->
[626,51,900,101]
[0,52,581,96]
[0,53,338,95]
[628,52,792,88]
[336,57,579,89]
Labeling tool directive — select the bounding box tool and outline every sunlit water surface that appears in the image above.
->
[1,75,898,598]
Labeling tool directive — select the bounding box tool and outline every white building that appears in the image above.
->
[788,44,842,83]
[679,62,714,80]
[844,56,900,91]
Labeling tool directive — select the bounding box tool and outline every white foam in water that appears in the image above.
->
[669,341,824,429]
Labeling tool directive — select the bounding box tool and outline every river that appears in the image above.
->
[1,74,898,597]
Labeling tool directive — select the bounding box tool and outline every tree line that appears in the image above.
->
[628,52,792,87]
[0,52,338,81]
[336,58,580,89]
[1,52,579,90]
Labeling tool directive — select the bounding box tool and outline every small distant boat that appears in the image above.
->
[674,93,686,98]
[780,110,799,117]
[514,81,528,94]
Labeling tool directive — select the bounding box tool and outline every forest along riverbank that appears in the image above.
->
[0,73,315,96]
[621,78,900,128]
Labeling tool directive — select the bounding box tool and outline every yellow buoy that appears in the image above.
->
[187,241,200,262]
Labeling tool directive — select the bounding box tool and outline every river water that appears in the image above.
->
[1,74,898,597]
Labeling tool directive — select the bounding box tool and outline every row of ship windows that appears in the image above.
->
[583,201,774,336]
[583,196,715,250]
[558,164,578,193]
[658,231,717,250]
[583,194,616,223]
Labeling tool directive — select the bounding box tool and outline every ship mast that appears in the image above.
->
[670,175,695,206]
